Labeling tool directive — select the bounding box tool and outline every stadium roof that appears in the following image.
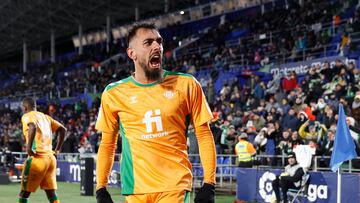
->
[0,0,190,57]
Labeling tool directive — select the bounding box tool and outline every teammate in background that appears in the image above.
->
[95,23,216,203]
[18,97,67,203]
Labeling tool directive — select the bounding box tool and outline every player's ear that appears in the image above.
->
[127,47,136,60]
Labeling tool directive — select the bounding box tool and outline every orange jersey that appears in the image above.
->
[21,111,62,155]
[96,70,213,194]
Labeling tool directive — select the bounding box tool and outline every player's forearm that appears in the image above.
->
[27,123,36,154]
[96,131,118,190]
[195,122,216,185]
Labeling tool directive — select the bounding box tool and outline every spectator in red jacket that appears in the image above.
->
[282,71,298,93]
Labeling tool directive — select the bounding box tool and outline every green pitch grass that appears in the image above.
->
[0,182,235,203]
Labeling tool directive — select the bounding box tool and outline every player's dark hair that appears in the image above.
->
[127,23,158,46]
[23,97,36,109]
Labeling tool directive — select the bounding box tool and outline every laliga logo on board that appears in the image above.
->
[258,171,329,202]
[259,171,277,202]
[307,184,328,202]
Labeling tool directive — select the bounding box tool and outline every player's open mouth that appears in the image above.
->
[150,54,161,68]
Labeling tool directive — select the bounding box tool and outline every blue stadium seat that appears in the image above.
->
[232,167,237,180]
[222,166,232,180]
[222,156,231,165]
[193,167,203,177]
[217,156,224,165]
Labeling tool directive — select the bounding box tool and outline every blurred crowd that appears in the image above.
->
[206,59,360,168]
[0,58,359,168]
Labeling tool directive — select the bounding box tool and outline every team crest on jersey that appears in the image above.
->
[129,96,137,104]
[163,90,174,99]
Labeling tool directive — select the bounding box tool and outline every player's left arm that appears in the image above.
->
[48,115,67,155]
[194,122,216,185]
[54,125,67,154]
[188,76,216,202]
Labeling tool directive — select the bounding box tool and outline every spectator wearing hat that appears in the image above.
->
[301,103,316,121]
[235,132,256,168]
[272,152,305,203]
[254,127,268,153]
[219,120,231,154]
[226,125,237,154]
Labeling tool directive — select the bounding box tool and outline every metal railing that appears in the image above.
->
[9,152,360,190]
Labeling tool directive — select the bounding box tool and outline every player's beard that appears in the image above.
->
[139,59,162,81]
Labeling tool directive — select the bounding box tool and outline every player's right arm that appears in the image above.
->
[27,123,36,156]
[96,132,118,189]
[95,90,119,203]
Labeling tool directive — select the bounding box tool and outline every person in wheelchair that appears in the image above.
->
[272,152,305,203]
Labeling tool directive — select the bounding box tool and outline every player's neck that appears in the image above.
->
[132,70,164,84]
[24,108,36,114]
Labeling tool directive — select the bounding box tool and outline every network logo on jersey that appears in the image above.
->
[141,109,169,139]
[258,171,276,202]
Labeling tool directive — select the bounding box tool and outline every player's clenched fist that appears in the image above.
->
[96,188,114,203]
[194,183,215,203]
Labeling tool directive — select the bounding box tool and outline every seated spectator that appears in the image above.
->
[272,152,305,203]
